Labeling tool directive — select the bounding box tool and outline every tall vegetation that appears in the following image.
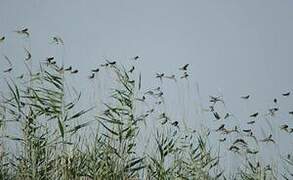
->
[0,33,292,179]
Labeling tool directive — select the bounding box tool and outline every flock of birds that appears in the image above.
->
[1,28,293,177]
[209,91,293,148]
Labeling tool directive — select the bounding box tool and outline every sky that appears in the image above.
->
[1,0,293,177]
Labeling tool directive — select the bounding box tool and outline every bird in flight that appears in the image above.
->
[247,120,255,125]
[216,124,225,132]
[129,66,135,73]
[88,73,95,79]
[155,73,164,80]
[180,72,189,79]
[282,92,290,96]
[219,138,226,142]
[213,112,221,120]
[164,74,176,81]
[15,28,29,37]
[3,67,12,73]
[209,96,224,104]
[52,36,64,45]
[46,56,54,61]
[100,63,108,67]
[106,60,116,66]
[229,145,240,152]
[241,95,250,99]
[65,66,72,71]
[243,129,252,133]
[133,56,140,60]
[249,112,259,118]
[268,108,278,116]
[0,36,5,43]
[3,55,12,66]
[233,138,248,146]
[71,69,78,74]
[24,48,32,61]
[17,74,24,79]
[179,64,189,71]
[224,113,230,119]
[171,121,179,127]
[280,124,289,132]
[92,68,99,73]
[260,134,275,144]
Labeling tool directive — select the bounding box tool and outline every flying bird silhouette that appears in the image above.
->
[179,64,189,71]
[100,63,108,67]
[71,69,78,74]
[129,66,135,73]
[213,112,221,120]
[180,72,189,79]
[219,138,226,142]
[155,73,164,80]
[24,48,31,61]
[243,129,252,133]
[91,68,99,73]
[52,36,64,45]
[106,60,116,66]
[3,55,12,66]
[282,92,290,96]
[247,120,255,125]
[171,121,179,127]
[164,75,176,81]
[0,36,5,42]
[15,28,29,37]
[260,134,275,143]
[216,124,225,132]
[224,113,230,119]
[65,66,72,71]
[280,124,289,132]
[250,112,259,118]
[3,67,12,73]
[133,56,140,60]
[241,95,250,99]
[17,74,24,79]
[88,73,95,79]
